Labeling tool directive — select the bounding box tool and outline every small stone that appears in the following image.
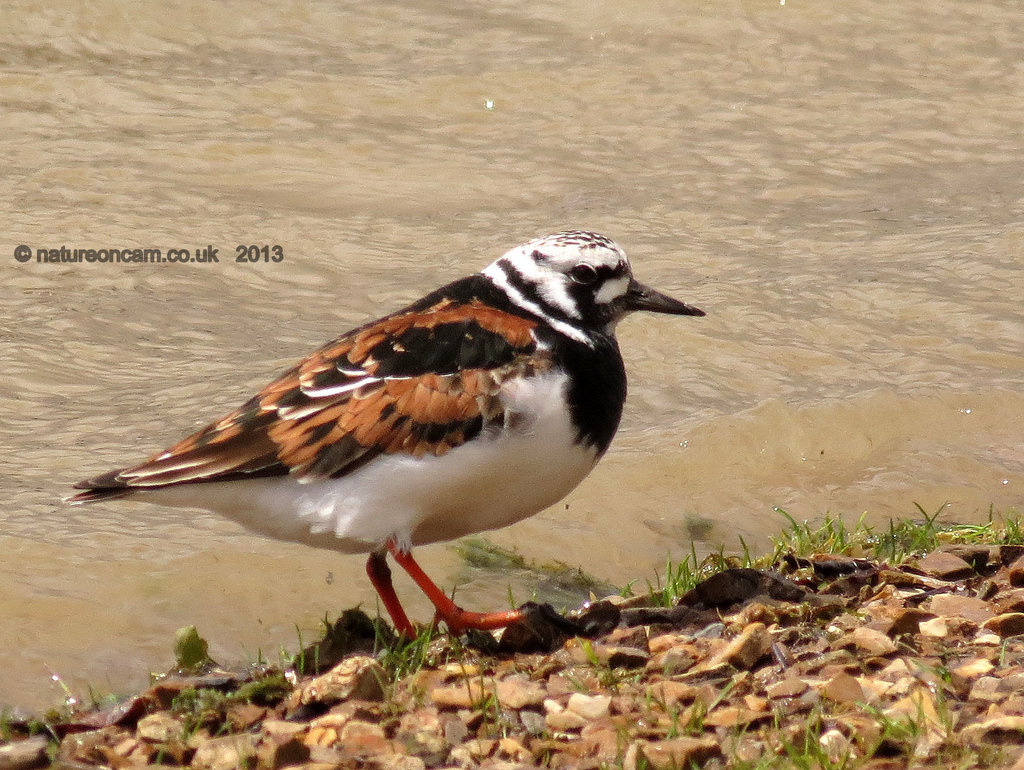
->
[833,626,897,656]
[304,726,339,748]
[928,593,994,624]
[396,707,445,761]
[649,680,699,706]
[548,708,589,729]
[688,568,804,607]
[308,712,352,731]
[648,646,696,675]
[945,544,994,570]
[1008,555,1024,586]
[819,728,853,763]
[822,673,864,703]
[448,739,496,766]
[256,734,310,769]
[262,719,307,740]
[191,734,259,770]
[299,655,386,705]
[519,709,546,735]
[336,731,396,759]
[766,676,809,699]
[566,638,650,668]
[693,622,725,638]
[994,589,1024,614]
[606,625,650,648]
[544,698,587,731]
[983,613,1024,637]
[496,737,531,762]
[110,736,141,758]
[969,676,1002,702]
[975,629,1002,645]
[919,617,948,637]
[440,662,482,677]
[962,716,1024,744]
[648,633,689,655]
[699,622,770,671]
[702,705,768,728]
[340,720,385,740]
[137,712,184,743]
[638,737,721,769]
[581,719,622,757]
[0,736,49,770]
[997,673,1024,692]
[430,681,493,709]
[953,658,995,679]
[566,692,612,721]
[997,544,1024,565]
[883,688,942,730]
[917,550,976,580]
[375,757,425,770]
[878,658,912,679]
[442,715,469,745]
[857,676,896,702]
[494,675,547,708]
[888,608,936,636]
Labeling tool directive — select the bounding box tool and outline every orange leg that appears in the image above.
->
[365,549,415,638]
[386,540,527,634]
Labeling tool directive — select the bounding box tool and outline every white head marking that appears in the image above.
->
[482,231,633,344]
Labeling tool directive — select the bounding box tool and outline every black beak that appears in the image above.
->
[624,278,705,316]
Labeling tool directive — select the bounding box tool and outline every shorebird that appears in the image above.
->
[69,231,704,636]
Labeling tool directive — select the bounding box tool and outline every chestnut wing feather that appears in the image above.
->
[69,301,544,501]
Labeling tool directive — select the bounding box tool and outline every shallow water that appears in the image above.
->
[2,0,1022,711]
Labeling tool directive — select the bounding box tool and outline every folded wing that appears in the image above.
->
[69,298,547,503]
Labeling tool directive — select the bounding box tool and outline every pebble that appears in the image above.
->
[632,737,721,769]
[191,733,259,770]
[299,655,385,705]
[888,607,936,635]
[430,681,493,709]
[961,715,1024,743]
[917,550,976,580]
[982,612,1024,637]
[918,617,948,637]
[0,736,49,770]
[699,622,770,671]
[565,637,650,668]
[822,672,864,704]
[952,658,995,679]
[928,593,994,624]
[494,675,547,709]
[544,698,587,731]
[819,728,853,763]
[136,712,183,743]
[766,676,809,699]
[968,676,1002,702]
[1008,554,1024,586]
[833,626,897,656]
[566,692,611,721]
[649,679,699,706]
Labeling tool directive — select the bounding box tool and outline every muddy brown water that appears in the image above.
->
[2,0,1022,712]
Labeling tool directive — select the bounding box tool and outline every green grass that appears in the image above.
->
[771,505,1024,564]
[633,506,1023,609]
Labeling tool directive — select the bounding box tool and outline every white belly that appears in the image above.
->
[139,372,600,553]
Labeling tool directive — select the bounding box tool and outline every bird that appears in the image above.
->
[68,231,705,638]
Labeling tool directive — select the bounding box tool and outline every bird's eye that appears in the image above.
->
[569,263,599,285]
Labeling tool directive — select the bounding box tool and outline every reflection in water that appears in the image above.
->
[1,0,1022,711]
